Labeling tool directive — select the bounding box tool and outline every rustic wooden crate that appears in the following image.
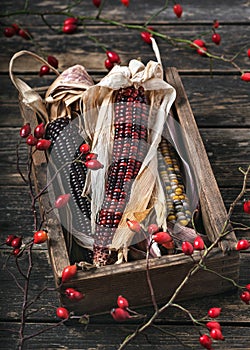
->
[30,67,239,315]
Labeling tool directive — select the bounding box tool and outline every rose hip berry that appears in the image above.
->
[210,328,224,341]
[111,307,130,321]
[26,134,38,146]
[34,123,45,139]
[193,236,205,250]
[36,139,51,150]
[192,39,206,48]
[56,307,69,319]
[243,200,250,214]
[208,307,221,318]
[33,230,48,244]
[106,51,121,64]
[47,55,59,69]
[93,0,101,7]
[11,236,22,249]
[85,159,104,170]
[240,291,250,304]
[105,58,114,71]
[236,239,250,251]
[206,321,221,331]
[63,24,77,34]
[20,123,31,138]
[85,153,98,161]
[117,295,129,309]
[4,27,16,38]
[79,143,90,154]
[212,33,221,45]
[197,46,208,56]
[18,28,31,40]
[54,194,71,209]
[141,31,152,44]
[5,234,16,246]
[245,283,250,291]
[147,223,159,235]
[182,241,194,255]
[12,23,20,34]
[63,17,78,26]
[213,20,220,28]
[39,65,50,77]
[13,248,22,257]
[241,72,250,82]
[153,231,172,245]
[65,288,84,301]
[126,219,141,233]
[61,264,77,283]
[199,334,213,349]
[121,0,129,7]
[173,4,183,18]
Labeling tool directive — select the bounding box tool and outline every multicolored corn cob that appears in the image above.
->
[93,86,149,266]
[158,138,192,227]
[46,117,92,261]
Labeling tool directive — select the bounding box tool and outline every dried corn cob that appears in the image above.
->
[93,86,149,266]
[158,138,192,226]
[46,117,92,260]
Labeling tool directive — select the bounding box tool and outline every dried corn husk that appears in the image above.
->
[9,50,59,124]
[45,64,94,121]
[81,58,176,256]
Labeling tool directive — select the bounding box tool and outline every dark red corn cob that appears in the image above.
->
[93,86,149,266]
[46,117,93,263]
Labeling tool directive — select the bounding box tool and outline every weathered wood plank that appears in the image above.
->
[0,246,249,321]
[1,0,249,24]
[1,73,249,128]
[0,128,249,187]
[1,321,250,349]
[0,25,249,72]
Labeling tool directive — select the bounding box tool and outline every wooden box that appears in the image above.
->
[31,67,239,315]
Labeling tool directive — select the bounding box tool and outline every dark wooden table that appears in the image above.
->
[0,1,250,349]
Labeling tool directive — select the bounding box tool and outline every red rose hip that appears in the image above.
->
[34,123,45,139]
[61,264,77,282]
[33,230,48,244]
[36,139,51,150]
[56,307,69,319]
[54,194,71,209]
[20,123,31,138]
[173,4,183,18]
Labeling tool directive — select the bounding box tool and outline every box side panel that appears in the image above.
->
[165,67,237,251]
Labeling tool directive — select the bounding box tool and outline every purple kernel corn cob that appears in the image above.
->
[93,86,149,266]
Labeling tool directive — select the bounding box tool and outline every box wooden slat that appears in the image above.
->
[29,67,239,315]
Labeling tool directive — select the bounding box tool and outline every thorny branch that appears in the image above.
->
[117,167,250,350]
[0,1,248,74]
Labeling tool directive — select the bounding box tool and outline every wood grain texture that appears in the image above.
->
[1,25,249,73]
[0,0,250,349]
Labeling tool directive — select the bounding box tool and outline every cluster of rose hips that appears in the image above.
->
[5,234,23,256]
[3,23,31,40]
[20,122,51,150]
[111,295,131,321]
[62,17,78,34]
[79,143,104,170]
[240,284,250,305]
[55,264,84,320]
[126,219,175,253]
[199,307,224,349]
[181,236,205,255]
[104,50,121,71]
[4,230,48,257]
[39,55,59,77]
